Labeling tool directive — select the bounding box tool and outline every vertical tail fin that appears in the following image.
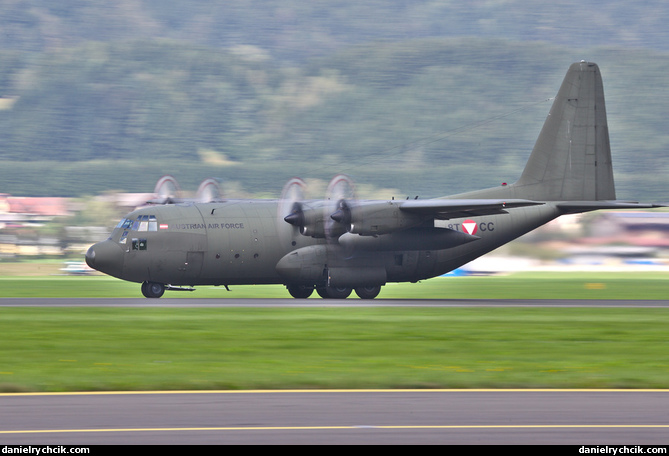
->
[514,61,616,201]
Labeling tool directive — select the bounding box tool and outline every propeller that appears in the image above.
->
[278,177,307,248]
[324,174,356,244]
[148,176,225,204]
[148,175,181,204]
[196,178,223,203]
[281,175,357,243]
[330,198,352,229]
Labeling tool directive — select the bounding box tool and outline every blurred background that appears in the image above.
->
[1,0,668,272]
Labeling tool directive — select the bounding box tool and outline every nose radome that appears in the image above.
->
[85,245,95,267]
[85,240,124,278]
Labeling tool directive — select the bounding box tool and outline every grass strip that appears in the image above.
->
[0,307,667,392]
[1,272,668,299]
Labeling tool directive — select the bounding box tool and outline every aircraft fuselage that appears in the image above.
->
[89,200,561,288]
[85,62,662,299]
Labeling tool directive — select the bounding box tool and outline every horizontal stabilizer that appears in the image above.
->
[400,199,544,220]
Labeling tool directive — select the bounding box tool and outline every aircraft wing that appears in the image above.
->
[556,201,667,213]
[399,199,544,220]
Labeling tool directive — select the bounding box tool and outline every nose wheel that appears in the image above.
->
[141,281,165,298]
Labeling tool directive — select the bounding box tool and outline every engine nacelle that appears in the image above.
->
[344,201,426,236]
[286,200,428,238]
[283,202,327,238]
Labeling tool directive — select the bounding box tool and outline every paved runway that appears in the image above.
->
[1,390,669,445]
[1,298,668,444]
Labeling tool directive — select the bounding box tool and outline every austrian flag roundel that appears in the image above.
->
[462,219,478,235]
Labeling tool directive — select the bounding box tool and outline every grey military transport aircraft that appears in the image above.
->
[85,61,663,299]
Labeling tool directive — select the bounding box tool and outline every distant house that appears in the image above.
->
[0,194,72,256]
[0,194,71,227]
[584,212,669,248]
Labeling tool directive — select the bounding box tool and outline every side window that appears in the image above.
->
[149,215,158,232]
[132,239,148,251]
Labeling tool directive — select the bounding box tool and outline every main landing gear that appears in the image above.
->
[353,285,382,300]
[286,284,314,299]
[286,284,382,300]
[140,281,382,300]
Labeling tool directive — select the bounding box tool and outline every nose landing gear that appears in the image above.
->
[141,281,165,298]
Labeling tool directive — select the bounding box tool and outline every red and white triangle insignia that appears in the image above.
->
[462,219,478,235]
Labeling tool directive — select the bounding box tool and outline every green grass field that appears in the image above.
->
[1,270,669,299]
[0,270,668,392]
[0,306,667,392]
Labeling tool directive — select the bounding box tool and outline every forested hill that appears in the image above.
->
[3,1,669,59]
[0,1,668,201]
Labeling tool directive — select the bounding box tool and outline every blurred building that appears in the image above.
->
[0,194,72,257]
[584,212,669,248]
[0,194,71,227]
[461,211,669,273]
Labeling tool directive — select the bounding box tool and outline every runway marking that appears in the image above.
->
[2,424,669,435]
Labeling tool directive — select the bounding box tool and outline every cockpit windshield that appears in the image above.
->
[113,215,159,245]
[116,215,158,232]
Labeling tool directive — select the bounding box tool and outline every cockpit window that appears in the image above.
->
[117,215,159,232]
[115,216,159,246]
[117,219,133,229]
[138,215,148,232]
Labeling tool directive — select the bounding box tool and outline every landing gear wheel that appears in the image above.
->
[141,281,165,298]
[355,285,382,300]
[316,285,352,299]
[287,284,313,299]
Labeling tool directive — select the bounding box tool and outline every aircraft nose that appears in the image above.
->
[85,240,124,278]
